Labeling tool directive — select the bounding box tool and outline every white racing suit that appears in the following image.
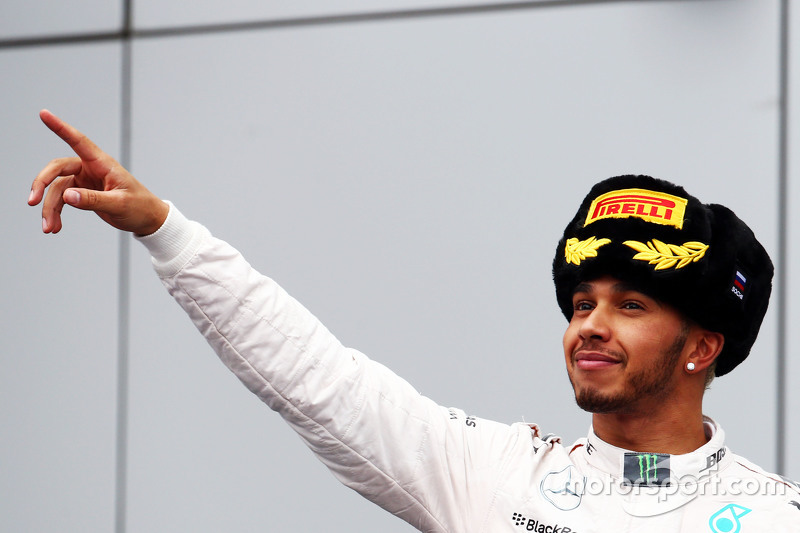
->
[137,204,800,532]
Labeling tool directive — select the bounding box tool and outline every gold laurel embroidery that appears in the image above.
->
[565,236,611,265]
[623,239,708,270]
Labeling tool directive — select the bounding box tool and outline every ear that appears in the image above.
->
[686,329,724,373]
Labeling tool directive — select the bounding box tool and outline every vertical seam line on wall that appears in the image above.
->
[776,0,789,476]
[115,1,133,532]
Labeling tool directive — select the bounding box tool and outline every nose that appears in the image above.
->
[577,305,611,342]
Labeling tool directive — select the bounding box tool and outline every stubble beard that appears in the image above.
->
[569,324,690,414]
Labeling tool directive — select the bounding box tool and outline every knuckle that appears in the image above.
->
[85,189,98,206]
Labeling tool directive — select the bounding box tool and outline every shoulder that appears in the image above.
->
[723,453,800,524]
[497,420,568,461]
[727,453,800,494]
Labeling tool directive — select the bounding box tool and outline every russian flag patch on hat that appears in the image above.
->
[731,269,747,300]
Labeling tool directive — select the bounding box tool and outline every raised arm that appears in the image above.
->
[27,110,528,531]
[29,109,168,236]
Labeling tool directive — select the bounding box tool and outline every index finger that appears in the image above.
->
[39,109,103,163]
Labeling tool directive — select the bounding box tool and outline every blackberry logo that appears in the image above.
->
[510,512,577,532]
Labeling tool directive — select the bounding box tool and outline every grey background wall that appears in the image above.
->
[1,1,796,531]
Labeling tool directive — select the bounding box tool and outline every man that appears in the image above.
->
[30,110,799,531]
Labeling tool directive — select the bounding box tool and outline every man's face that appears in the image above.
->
[562,276,690,414]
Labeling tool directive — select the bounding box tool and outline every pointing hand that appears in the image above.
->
[29,110,168,236]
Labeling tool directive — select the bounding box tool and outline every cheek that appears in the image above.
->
[622,324,673,358]
[563,321,580,358]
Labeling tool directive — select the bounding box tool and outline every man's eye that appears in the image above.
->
[622,301,643,310]
[574,302,594,311]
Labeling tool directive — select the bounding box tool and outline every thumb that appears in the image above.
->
[62,185,168,234]
[63,187,117,213]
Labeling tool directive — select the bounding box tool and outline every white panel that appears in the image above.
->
[129,1,781,531]
[0,0,121,40]
[134,0,554,31]
[785,2,800,483]
[0,44,121,531]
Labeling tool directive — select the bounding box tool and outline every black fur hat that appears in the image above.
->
[552,175,773,376]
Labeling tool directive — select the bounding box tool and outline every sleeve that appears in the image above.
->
[135,204,530,533]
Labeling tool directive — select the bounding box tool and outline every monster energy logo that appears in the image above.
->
[638,454,658,483]
[623,452,672,487]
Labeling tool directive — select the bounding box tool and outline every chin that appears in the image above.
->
[573,387,634,414]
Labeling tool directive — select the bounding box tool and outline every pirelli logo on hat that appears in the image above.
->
[584,188,689,229]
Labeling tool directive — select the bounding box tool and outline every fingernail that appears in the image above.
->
[28,189,35,204]
[42,217,48,232]
[64,189,80,205]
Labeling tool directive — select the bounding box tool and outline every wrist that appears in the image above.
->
[134,202,210,278]
[136,199,170,237]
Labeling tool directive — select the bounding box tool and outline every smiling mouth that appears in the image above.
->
[574,352,621,370]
